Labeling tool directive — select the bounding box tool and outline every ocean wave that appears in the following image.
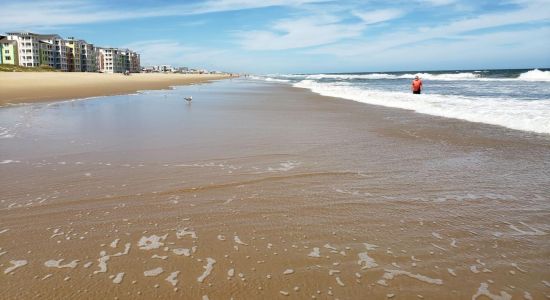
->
[0,126,15,139]
[305,73,399,80]
[286,69,550,82]
[517,69,550,82]
[293,80,550,134]
[304,72,481,81]
[264,77,291,83]
[249,75,291,83]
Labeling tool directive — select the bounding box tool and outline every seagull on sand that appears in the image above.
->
[184,96,193,102]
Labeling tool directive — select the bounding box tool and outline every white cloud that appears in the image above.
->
[0,0,328,29]
[419,0,457,6]
[366,26,550,70]
[121,40,227,69]
[353,9,405,24]
[307,0,550,58]
[236,16,364,50]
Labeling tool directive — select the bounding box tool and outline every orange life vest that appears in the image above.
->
[412,79,422,91]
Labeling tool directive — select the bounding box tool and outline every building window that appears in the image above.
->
[5,56,11,60]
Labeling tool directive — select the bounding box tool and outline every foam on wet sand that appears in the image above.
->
[4,260,27,274]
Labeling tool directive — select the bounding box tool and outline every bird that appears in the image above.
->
[184,96,193,102]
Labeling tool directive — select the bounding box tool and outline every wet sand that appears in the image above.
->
[0,72,231,106]
[1,79,549,299]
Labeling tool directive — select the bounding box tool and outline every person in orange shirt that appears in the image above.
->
[411,75,423,94]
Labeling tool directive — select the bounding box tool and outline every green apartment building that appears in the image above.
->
[0,37,18,65]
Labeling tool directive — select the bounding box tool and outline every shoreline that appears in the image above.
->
[0,72,233,106]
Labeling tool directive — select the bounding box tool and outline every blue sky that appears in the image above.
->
[1,0,549,73]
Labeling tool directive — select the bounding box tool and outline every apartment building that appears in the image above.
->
[65,37,82,72]
[98,47,124,73]
[37,34,67,70]
[81,42,97,72]
[129,51,140,73]
[0,36,18,65]
[6,32,41,67]
[118,49,141,73]
[2,31,140,73]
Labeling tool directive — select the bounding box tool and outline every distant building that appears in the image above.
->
[119,49,140,73]
[129,51,140,73]
[98,47,124,73]
[0,35,18,65]
[6,32,41,67]
[37,34,67,71]
[1,31,140,73]
[80,41,97,72]
[65,37,83,72]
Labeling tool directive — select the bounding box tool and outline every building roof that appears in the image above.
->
[0,37,17,45]
[37,34,63,40]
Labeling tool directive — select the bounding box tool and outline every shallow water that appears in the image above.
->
[258,69,550,134]
[1,79,549,299]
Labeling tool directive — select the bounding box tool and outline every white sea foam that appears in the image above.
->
[44,259,79,269]
[294,80,550,134]
[113,243,131,256]
[144,267,164,277]
[138,234,168,250]
[472,282,512,300]
[197,258,216,283]
[267,161,300,172]
[4,260,27,274]
[112,272,124,284]
[0,127,15,139]
[382,269,443,285]
[93,251,110,274]
[173,248,191,256]
[517,69,550,82]
[305,72,481,81]
[110,239,120,248]
[308,247,321,258]
[335,276,345,286]
[508,222,546,236]
[234,235,248,245]
[358,252,377,269]
[265,77,291,83]
[176,228,197,239]
[280,69,550,82]
[165,271,180,286]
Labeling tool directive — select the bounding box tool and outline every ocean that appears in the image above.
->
[252,69,550,135]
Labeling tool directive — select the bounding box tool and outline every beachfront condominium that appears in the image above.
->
[6,32,41,67]
[5,32,68,70]
[81,42,98,72]
[2,31,139,73]
[119,49,141,73]
[97,48,140,73]
[130,51,140,73]
[0,36,18,65]
[65,37,83,72]
[98,47,124,73]
[37,34,68,71]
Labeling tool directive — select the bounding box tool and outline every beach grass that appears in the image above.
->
[0,64,59,72]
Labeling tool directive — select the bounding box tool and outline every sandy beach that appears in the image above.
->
[1,79,549,299]
[0,72,231,106]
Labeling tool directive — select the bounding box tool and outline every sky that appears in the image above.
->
[1,0,549,73]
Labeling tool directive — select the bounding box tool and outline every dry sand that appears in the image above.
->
[0,72,231,106]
